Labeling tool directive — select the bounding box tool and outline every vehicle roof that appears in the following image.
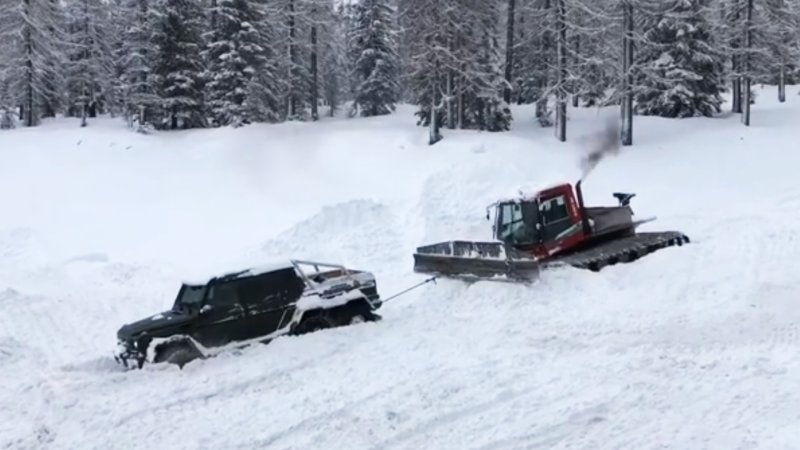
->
[492,181,572,204]
[181,259,297,286]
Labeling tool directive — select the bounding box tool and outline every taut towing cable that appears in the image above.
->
[382,276,438,303]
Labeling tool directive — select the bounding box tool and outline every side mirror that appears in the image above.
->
[200,304,213,314]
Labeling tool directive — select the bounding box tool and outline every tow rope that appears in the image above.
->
[382,276,437,303]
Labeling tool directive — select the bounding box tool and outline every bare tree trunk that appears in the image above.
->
[446,35,454,128]
[742,0,752,126]
[572,34,580,108]
[429,82,441,145]
[288,0,297,119]
[731,0,742,113]
[555,0,566,142]
[504,0,515,104]
[25,51,34,127]
[23,0,34,127]
[779,64,786,102]
[429,56,442,145]
[621,0,633,146]
[457,32,465,129]
[457,75,464,129]
[535,0,551,126]
[446,70,454,128]
[516,11,525,105]
[310,9,319,121]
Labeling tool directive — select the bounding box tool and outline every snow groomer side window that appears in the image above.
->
[539,195,569,224]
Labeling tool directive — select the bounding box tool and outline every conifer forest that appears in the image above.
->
[0,0,798,144]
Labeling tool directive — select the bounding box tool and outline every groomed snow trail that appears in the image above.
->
[2,89,800,449]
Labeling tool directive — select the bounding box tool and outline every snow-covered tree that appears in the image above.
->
[760,0,800,102]
[150,0,207,129]
[119,0,159,130]
[565,1,614,108]
[246,0,284,122]
[349,0,400,116]
[273,0,313,120]
[203,0,276,126]
[320,1,349,116]
[0,0,67,126]
[64,0,116,125]
[634,0,726,118]
[400,0,511,140]
[0,70,16,129]
[462,0,512,131]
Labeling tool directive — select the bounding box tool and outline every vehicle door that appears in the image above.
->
[538,194,580,245]
[190,279,249,349]
[237,269,306,339]
[496,201,539,245]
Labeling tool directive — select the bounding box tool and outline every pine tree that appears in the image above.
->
[274,0,313,120]
[151,0,207,129]
[203,0,272,126]
[119,0,158,130]
[0,71,15,129]
[64,0,116,125]
[399,0,512,138]
[510,0,543,106]
[634,0,726,118]
[0,0,67,126]
[321,2,349,116]
[247,0,283,123]
[349,0,400,116]
[760,0,800,102]
[463,0,512,131]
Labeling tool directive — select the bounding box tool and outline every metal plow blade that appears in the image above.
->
[413,240,540,282]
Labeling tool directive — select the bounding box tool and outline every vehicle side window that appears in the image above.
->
[238,277,278,306]
[539,195,569,224]
[497,203,524,241]
[239,269,304,308]
[206,280,242,307]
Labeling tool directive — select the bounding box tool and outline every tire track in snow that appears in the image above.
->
[108,335,359,427]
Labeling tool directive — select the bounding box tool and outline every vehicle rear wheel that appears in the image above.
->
[350,314,366,324]
[349,310,381,324]
[293,314,337,335]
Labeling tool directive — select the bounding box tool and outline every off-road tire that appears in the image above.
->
[154,340,202,368]
[292,314,337,335]
[347,310,381,325]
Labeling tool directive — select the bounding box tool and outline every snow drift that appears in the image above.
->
[2,89,800,449]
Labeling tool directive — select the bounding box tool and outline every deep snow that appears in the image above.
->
[2,86,800,449]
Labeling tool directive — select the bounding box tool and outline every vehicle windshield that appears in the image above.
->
[496,200,539,244]
[173,284,206,310]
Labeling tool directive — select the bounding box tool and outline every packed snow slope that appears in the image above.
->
[2,86,800,449]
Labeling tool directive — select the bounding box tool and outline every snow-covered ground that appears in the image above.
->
[2,86,800,449]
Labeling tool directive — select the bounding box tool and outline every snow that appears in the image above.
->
[295,289,366,311]
[2,86,800,448]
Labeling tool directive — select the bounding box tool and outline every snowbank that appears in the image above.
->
[2,87,800,449]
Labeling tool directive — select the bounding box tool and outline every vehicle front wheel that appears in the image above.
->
[154,340,202,369]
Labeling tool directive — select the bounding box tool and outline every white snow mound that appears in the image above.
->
[1,91,800,449]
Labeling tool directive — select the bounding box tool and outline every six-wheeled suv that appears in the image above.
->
[114,259,382,369]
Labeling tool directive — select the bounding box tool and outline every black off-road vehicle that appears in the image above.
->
[114,259,382,369]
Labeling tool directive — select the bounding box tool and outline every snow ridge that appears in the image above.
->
[1,88,800,449]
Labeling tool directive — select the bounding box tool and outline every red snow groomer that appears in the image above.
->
[412,180,690,282]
